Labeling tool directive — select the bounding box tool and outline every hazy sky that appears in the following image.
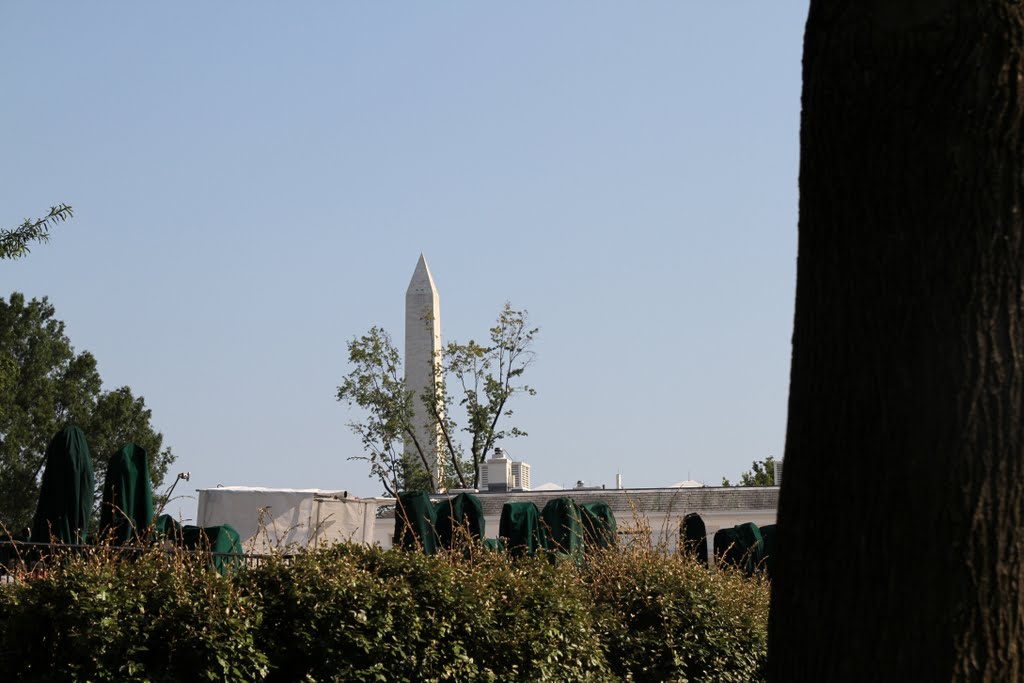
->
[3,3,808,521]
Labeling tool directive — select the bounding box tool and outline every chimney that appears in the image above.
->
[487,448,512,492]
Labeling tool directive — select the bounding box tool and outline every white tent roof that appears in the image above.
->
[668,479,706,488]
[532,482,563,491]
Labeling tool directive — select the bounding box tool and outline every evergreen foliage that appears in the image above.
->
[0,293,174,529]
[0,542,768,682]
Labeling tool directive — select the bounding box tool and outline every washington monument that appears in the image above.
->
[405,254,444,490]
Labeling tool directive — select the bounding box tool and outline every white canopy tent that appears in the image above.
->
[197,487,387,553]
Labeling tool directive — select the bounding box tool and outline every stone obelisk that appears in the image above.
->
[405,254,444,490]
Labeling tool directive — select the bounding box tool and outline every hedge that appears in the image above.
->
[0,543,768,682]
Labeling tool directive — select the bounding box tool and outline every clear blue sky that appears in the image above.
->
[3,3,808,521]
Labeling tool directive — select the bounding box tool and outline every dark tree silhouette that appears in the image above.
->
[769,3,1024,680]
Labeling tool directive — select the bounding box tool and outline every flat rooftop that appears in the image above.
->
[385,486,779,517]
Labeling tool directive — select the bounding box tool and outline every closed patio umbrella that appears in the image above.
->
[31,425,94,544]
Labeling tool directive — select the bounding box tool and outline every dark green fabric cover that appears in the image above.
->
[155,515,241,575]
[153,516,241,573]
[99,443,154,544]
[181,524,243,575]
[434,492,485,549]
[154,514,183,538]
[541,497,584,559]
[714,522,764,575]
[681,512,709,566]
[734,522,764,572]
[394,491,438,554]
[713,527,740,567]
[499,501,543,558]
[580,501,617,549]
[759,523,777,579]
[31,425,95,544]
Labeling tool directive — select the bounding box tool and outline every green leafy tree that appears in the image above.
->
[0,292,174,530]
[337,304,537,495]
[83,387,173,496]
[335,327,430,497]
[434,304,537,490]
[1,204,73,260]
[722,456,776,487]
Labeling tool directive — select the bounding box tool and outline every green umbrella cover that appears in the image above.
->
[541,497,584,560]
[31,425,94,544]
[435,492,485,550]
[499,501,543,558]
[99,443,154,544]
[394,491,438,555]
[580,501,617,550]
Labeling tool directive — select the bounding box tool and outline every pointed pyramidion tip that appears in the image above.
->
[408,253,438,294]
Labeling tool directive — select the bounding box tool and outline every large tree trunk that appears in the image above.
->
[769,3,1024,680]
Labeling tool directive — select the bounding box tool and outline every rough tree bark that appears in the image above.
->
[769,3,1024,681]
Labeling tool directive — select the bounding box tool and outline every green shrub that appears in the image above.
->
[472,555,614,682]
[584,546,769,682]
[0,546,267,682]
[243,544,613,682]
[243,546,426,682]
[0,540,768,682]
